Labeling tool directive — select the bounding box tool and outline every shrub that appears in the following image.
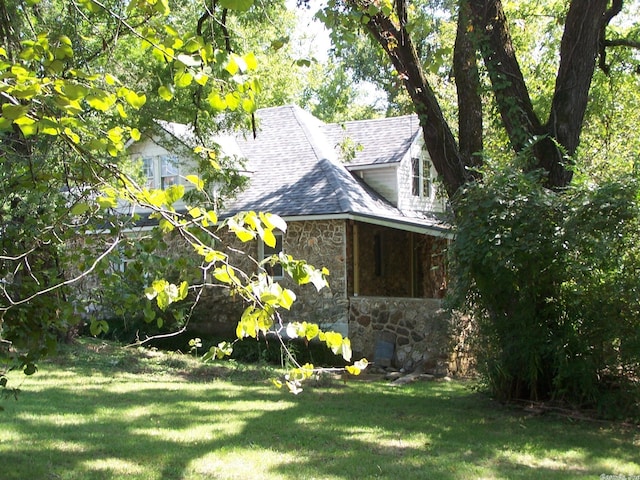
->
[449,162,640,419]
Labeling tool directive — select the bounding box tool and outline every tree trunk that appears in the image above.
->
[454,0,483,170]
[468,0,615,189]
[466,1,544,149]
[543,0,612,186]
[363,10,473,198]
[344,0,622,193]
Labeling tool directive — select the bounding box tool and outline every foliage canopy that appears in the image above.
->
[0,0,367,401]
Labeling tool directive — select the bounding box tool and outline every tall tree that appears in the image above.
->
[318,0,639,195]
[0,0,364,396]
[315,0,640,410]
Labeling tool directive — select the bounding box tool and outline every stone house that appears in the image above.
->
[127,105,456,372]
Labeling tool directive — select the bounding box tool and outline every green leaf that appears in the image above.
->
[270,37,289,51]
[176,53,200,67]
[164,184,185,205]
[125,90,146,109]
[89,319,109,336]
[107,126,124,144]
[194,72,209,86]
[158,218,175,233]
[244,52,258,70]
[260,212,287,233]
[144,285,158,300]
[218,0,253,12]
[242,97,256,113]
[238,229,256,242]
[2,104,30,121]
[213,266,236,284]
[185,174,204,191]
[154,0,170,15]
[262,228,276,248]
[303,323,320,341]
[178,281,188,301]
[205,210,218,225]
[225,92,240,110]
[236,306,260,338]
[37,117,59,135]
[71,202,91,215]
[225,53,248,75]
[158,85,174,101]
[346,358,369,375]
[117,103,128,119]
[97,195,117,209]
[280,288,296,310]
[207,93,226,111]
[23,363,38,376]
[174,70,193,88]
[104,73,118,85]
[143,304,156,322]
[15,117,37,136]
[86,91,116,112]
[63,127,80,143]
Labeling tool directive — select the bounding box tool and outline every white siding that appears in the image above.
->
[356,166,398,205]
[397,141,446,214]
[123,134,199,214]
[127,135,198,191]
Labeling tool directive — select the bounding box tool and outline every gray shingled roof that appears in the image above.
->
[323,114,421,167]
[221,105,449,235]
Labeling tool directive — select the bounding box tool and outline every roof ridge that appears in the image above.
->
[290,107,360,213]
[327,113,418,128]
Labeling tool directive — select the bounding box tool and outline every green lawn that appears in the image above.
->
[1,339,638,480]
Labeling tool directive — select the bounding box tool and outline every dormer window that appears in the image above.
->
[160,155,179,188]
[411,156,432,199]
[140,154,180,189]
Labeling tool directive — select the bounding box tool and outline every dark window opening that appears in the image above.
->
[374,233,383,276]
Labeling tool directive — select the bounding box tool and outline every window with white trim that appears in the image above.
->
[411,156,433,199]
[259,232,284,279]
[160,155,179,188]
[140,154,180,189]
[142,157,154,188]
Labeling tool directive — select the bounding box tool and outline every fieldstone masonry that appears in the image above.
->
[189,219,351,336]
[349,296,452,374]
[104,218,470,374]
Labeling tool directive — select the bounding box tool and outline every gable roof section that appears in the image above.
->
[222,105,450,237]
[322,114,421,167]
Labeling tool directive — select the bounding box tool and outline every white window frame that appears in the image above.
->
[258,231,284,279]
[140,154,180,190]
[160,155,179,189]
[411,155,433,199]
[142,157,154,188]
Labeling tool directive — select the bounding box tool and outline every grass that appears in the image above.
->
[1,339,639,480]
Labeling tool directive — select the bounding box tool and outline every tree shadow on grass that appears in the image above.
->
[2,370,639,480]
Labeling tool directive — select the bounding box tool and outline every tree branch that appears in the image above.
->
[358,0,471,197]
[598,0,623,74]
[454,0,483,169]
[545,0,611,184]
[604,38,640,49]
[468,0,543,151]
[0,235,123,312]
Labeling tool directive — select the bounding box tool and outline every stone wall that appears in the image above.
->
[190,219,350,337]
[284,220,349,334]
[348,296,455,375]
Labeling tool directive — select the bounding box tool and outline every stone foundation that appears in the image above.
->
[349,296,460,375]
